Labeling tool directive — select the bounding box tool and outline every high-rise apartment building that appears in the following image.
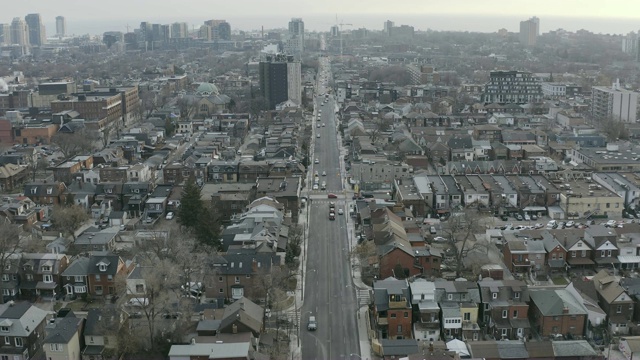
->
[286,18,304,54]
[171,22,188,38]
[55,16,66,37]
[519,16,539,47]
[259,54,301,109]
[622,31,640,61]
[0,24,10,45]
[199,25,213,41]
[10,18,29,46]
[25,13,46,46]
[204,20,231,41]
[482,71,542,104]
[591,80,639,123]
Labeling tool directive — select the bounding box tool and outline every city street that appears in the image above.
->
[300,62,360,359]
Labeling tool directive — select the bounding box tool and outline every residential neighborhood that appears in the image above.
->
[1,7,640,360]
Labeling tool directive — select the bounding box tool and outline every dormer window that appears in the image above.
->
[42,265,51,272]
[0,326,8,332]
[46,188,53,195]
[514,292,521,299]
[99,264,107,272]
[492,292,498,299]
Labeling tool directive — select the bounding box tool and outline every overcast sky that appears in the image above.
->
[3,0,640,35]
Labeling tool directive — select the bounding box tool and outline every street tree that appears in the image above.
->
[0,223,23,304]
[176,97,198,120]
[351,239,378,285]
[368,118,392,143]
[439,208,487,278]
[27,154,49,182]
[50,205,89,241]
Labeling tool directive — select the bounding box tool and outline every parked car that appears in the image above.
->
[566,221,575,228]
[515,214,523,221]
[429,226,437,234]
[500,215,509,221]
[531,214,538,220]
[524,214,531,221]
[338,208,344,215]
[433,236,447,242]
[165,212,174,220]
[606,219,617,227]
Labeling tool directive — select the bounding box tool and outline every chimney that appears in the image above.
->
[232,324,237,334]
[252,258,257,273]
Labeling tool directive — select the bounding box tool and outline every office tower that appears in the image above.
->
[199,25,212,41]
[25,13,46,46]
[384,20,394,34]
[170,22,188,38]
[330,25,339,37]
[259,54,301,109]
[592,80,640,123]
[10,17,29,46]
[55,16,66,37]
[287,18,304,54]
[519,16,539,46]
[205,20,231,41]
[482,71,543,104]
[0,24,9,45]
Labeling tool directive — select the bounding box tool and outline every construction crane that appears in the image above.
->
[335,15,352,57]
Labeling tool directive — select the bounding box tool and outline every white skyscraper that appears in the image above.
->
[287,18,304,54]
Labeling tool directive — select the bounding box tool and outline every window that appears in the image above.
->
[49,343,63,352]
[514,292,520,299]
[14,337,22,347]
[74,276,83,283]
[404,312,409,318]
[0,326,9,332]
[89,336,94,344]
[501,328,507,337]
[95,275,101,281]
[1,274,8,282]
[219,288,223,293]
[234,276,240,284]
[631,304,635,310]
[492,292,497,299]
[553,316,559,321]
[397,325,402,333]
[390,313,397,318]
[3,337,8,345]
[448,294,453,300]
[94,285,103,294]
[502,310,507,318]
[99,264,107,272]
[513,310,518,318]
[552,326,559,333]
[41,265,51,272]
[218,276,223,282]
[107,275,113,281]
[43,274,53,283]
[571,251,576,258]
[245,274,250,279]
[464,312,471,321]
[2,289,10,296]
[135,284,144,293]
[617,305,622,314]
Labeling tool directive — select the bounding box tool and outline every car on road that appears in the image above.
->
[534,223,544,229]
[165,212,174,220]
[314,159,319,164]
[327,193,337,198]
[606,219,617,227]
[322,123,325,127]
[307,316,317,331]
[322,171,326,176]
[338,208,344,215]
[312,184,319,190]
[317,123,321,128]
[433,236,447,242]
[317,134,320,138]
[329,212,335,220]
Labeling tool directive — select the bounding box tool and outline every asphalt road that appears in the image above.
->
[300,62,360,359]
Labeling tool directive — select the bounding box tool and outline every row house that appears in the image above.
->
[410,280,440,341]
[428,175,462,216]
[373,277,413,340]
[23,182,68,205]
[20,253,69,301]
[0,302,48,360]
[162,163,192,184]
[502,237,546,275]
[206,253,279,303]
[455,175,490,207]
[435,280,481,341]
[478,279,531,340]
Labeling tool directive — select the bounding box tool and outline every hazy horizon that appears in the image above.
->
[33,14,640,38]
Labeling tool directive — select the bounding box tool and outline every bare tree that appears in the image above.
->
[0,223,23,304]
[351,240,378,284]
[51,130,97,159]
[176,97,199,120]
[27,155,49,182]
[439,208,487,278]
[50,205,89,241]
[368,118,392,143]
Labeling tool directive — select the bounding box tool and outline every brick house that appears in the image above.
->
[435,280,481,341]
[19,253,69,300]
[373,277,413,339]
[540,232,567,274]
[0,164,28,191]
[23,182,68,205]
[556,230,595,269]
[478,279,531,340]
[502,237,546,274]
[584,226,619,268]
[529,288,588,338]
[206,253,279,303]
[579,269,635,335]
[163,163,192,184]
[86,253,128,298]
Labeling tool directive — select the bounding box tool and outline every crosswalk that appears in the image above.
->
[357,289,371,306]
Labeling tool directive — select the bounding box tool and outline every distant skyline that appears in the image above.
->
[2,0,640,36]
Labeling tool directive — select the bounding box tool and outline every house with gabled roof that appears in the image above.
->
[478,279,531,341]
[43,312,84,360]
[19,253,69,301]
[373,277,412,340]
[81,307,123,359]
[0,301,48,360]
[540,231,567,274]
[61,256,90,300]
[86,253,128,299]
[529,288,588,338]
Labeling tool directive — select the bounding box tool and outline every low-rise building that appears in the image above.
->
[529,288,588,338]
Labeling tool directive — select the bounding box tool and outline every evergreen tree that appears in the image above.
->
[178,176,203,229]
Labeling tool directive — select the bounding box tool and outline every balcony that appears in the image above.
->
[377,316,388,326]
